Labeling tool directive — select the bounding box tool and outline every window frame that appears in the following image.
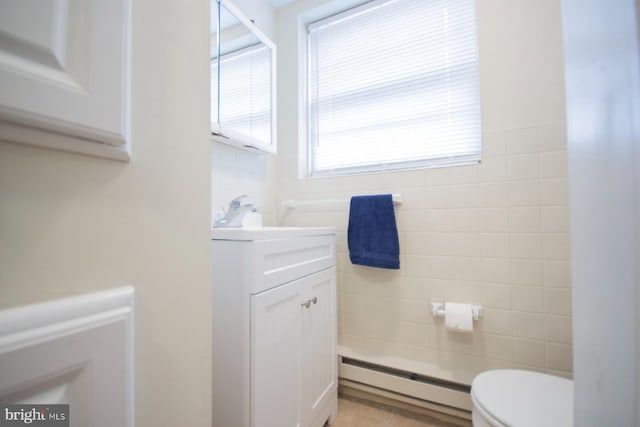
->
[305,0,482,177]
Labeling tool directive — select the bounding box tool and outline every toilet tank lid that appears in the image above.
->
[471,369,573,427]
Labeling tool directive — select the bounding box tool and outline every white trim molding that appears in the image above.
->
[0,0,132,161]
[0,287,135,427]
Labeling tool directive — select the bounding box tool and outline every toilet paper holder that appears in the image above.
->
[430,302,483,321]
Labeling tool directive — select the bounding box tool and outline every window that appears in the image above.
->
[307,0,481,176]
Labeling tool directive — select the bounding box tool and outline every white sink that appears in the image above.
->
[211,226,335,241]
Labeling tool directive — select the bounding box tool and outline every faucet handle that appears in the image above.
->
[229,194,249,209]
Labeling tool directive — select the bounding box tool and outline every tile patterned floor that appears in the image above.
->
[328,394,472,427]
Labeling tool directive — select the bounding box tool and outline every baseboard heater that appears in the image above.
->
[338,356,473,414]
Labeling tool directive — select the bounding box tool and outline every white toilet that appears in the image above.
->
[470,369,573,427]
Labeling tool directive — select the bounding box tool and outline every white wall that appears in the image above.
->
[0,0,212,425]
[274,0,571,382]
[231,0,275,36]
[562,0,640,424]
[210,1,278,225]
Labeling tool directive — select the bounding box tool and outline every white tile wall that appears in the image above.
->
[513,338,546,367]
[278,122,573,379]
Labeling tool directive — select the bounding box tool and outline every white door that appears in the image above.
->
[300,268,337,426]
[562,0,640,424]
[251,280,303,427]
[0,0,131,160]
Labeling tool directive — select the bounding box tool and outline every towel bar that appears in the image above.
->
[282,193,402,209]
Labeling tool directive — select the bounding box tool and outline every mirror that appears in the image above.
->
[210,0,277,154]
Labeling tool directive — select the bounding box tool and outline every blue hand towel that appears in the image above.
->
[347,194,400,269]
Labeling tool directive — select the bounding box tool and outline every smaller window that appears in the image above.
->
[307,0,481,176]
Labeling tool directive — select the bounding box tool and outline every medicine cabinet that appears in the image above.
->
[210,0,277,154]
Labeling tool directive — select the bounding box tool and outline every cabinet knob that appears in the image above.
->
[301,297,318,309]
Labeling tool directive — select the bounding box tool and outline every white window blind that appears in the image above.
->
[211,43,271,143]
[307,0,481,176]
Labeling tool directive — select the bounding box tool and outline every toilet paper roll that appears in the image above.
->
[445,302,473,333]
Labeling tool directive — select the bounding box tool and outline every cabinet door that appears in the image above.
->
[251,280,303,427]
[301,268,337,426]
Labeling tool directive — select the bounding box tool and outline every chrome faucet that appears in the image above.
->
[214,195,257,228]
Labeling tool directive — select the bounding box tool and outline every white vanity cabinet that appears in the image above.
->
[211,227,337,427]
